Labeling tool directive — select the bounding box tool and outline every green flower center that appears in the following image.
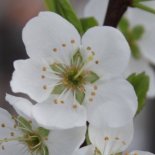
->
[0,116,49,155]
[24,132,42,152]
[51,50,100,104]
[63,66,85,90]
[17,117,49,155]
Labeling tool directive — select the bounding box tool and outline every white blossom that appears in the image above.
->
[75,0,155,97]
[1,94,86,155]
[11,12,137,129]
[73,121,134,155]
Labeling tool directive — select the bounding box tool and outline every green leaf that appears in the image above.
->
[118,17,129,34]
[44,0,56,11]
[50,63,65,73]
[80,17,98,32]
[76,89,85,104]
[127,72,150,114]
[52,0,84,35]
[130,41,141,59]
[132,25,144,40]
[37,127,49,137]
[17,116,32,132]
[52,84,66,94]
[85,71,100,83]
[71,50,83,66]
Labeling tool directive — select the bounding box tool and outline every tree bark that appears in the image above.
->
[104,0,132,27]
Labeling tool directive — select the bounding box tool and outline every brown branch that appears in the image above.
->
[104,0,132,27]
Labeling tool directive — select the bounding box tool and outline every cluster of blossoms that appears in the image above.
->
[0,1,154,154]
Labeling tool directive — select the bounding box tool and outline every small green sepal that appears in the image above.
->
[50,63,65,73]
[37,127,49,137]
[85,71,99,83]
[71,50,83,66]
[17,116,32,132]
[76,89,85,104]
[52,84,66,94]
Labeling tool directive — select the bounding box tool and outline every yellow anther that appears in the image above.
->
[72,104,78,109]
[104,136,109,141]
[88,55,94,62]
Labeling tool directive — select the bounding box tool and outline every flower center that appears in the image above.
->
[51,50,99,104]
[24,132,42,152]
[63,66,85,90]
[0,116,49,155]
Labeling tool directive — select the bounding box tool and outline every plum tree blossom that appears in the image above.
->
[10,11,137,129]
[73,147,155,155]
[72,0,155,97]
[73,121,134,155]
[73,118,154,155]
[0,94,86,155]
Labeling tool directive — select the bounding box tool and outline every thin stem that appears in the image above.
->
[132,2,155,14]
[134,0,152,3]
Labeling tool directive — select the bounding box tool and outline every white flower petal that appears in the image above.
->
[89,122,134,155]
[84,0,109,25]
[0,108,28,155]
[11,59,58,102]
[85,79,137,127]
[125,57,155,98]
[47,126,86,155]
[130,151,155,155]
[32,95,87,129]
[0,108,21,139]
[73,145,95,155]
[82,26,130,79]
[22,11,80,65]
[5,94,33,119]
[0,142,29,155]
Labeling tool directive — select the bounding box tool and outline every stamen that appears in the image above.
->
[95,60,99,64]
[1,123,5,128]
[43,85,47,90]
[87,46,91,51]
[62,44,66,47]
[53,48,58,52]
[0,137,29,143]
[54,88,68,104]
[71,39,75,44]
[42,66,47,72]
[103,136,109,155]
[41,75,45,79]
[74,55,94,79]
[72,104,78,109]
